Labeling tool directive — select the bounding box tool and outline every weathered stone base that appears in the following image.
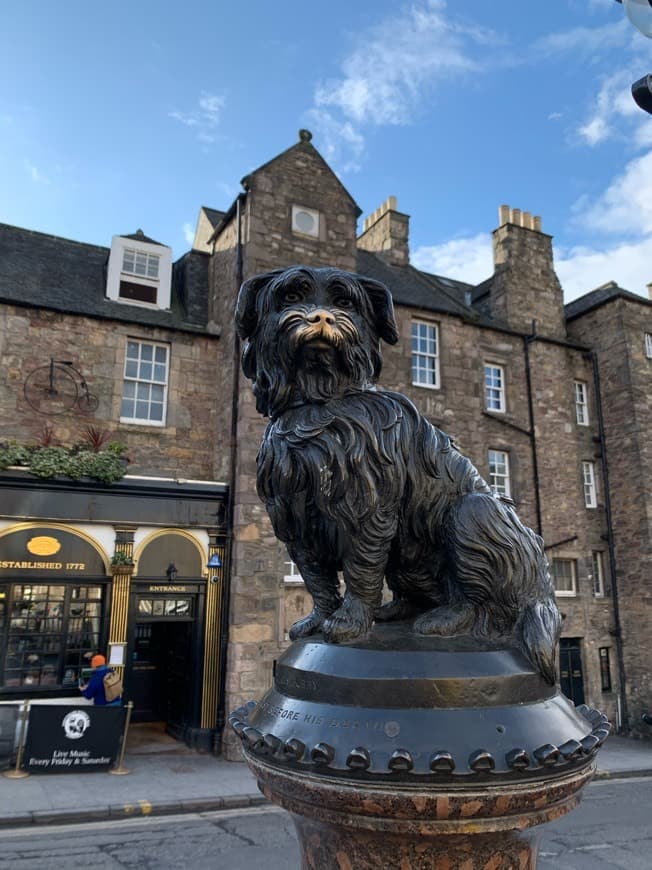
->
[247,755,594,870]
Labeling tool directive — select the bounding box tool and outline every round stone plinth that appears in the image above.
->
[230,623,610,869]
[246,753,594,869]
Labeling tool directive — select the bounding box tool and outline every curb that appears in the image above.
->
[0,793,269,829]
[0,771,651,829]
[594,768,652,781]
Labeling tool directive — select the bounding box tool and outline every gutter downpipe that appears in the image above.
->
[590,350,628,731]
[523,325,543,537]
[216,192,246,748]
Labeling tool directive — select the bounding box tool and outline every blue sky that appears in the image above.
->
[2,0,652,302]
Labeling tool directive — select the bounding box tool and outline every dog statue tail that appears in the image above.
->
[516,598,561,686]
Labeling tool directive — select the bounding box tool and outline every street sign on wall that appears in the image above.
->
[23,705,124,773]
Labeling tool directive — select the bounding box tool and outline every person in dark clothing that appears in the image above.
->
[79,654,121,706]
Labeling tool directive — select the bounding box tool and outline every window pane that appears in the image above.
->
[121,341,168,425]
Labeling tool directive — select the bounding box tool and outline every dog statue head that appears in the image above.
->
[236,266,399,417]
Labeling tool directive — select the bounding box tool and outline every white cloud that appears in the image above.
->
[576,68,642,147]
[169,91,225,143]
[307,0,498,171]
[412,233,493,285]
[306,109,366,173]
[24,161,49,184]
[557,238,652,301]
[183,222,195,246]
[532,19,629,61]
[580,149,652,236]
[411,228,651,304]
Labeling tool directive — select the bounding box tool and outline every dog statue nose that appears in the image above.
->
[307,309,336,326]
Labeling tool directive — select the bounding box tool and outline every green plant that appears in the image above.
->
[111,551,134,567]
[0,442,33,470]
[0,437,128,484]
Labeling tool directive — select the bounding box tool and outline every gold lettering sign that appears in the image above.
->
[27,536,61,556]
[148,585,188,593]
[0,561,86,571]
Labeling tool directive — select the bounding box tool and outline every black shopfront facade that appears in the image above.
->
[0,471,229,751]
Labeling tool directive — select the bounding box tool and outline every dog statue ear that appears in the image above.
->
[358,276,400,345]
[235,269,284,340]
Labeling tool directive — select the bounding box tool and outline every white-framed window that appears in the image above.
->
[591,551,605,597]
[283,560,304,585]
[484,363,506,412]
[411,320,440,388]
[582,461,598,508]
[645,333,652,358]
[488,449,511,498]
[291,205,320,238]
[574,381,589,426]
[552,558,577,596]
[122,247,160,280]
[120,340,169,426]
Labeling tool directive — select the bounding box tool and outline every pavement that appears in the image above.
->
[0,728,650,829]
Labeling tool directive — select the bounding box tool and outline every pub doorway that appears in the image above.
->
[128,584,205,741]
[131,621,192,727]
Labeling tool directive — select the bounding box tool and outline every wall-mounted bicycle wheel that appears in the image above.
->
[77,392,99,413]
[24,364,78,414]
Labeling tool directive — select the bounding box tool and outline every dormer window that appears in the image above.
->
[106,231,172,310]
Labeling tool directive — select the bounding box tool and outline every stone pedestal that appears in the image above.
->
[230,624,610,869]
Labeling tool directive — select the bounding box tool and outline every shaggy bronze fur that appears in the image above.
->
[236,265,561,684]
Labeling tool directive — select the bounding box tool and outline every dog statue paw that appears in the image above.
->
[236,266,562,685]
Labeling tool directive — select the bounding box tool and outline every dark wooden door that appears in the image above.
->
[559,638,585,706]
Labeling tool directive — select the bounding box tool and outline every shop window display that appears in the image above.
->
[1,584,105,690]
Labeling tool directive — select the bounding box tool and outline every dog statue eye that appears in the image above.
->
[282,290,303,304]
[334,296,353,309]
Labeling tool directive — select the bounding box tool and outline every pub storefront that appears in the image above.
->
[0,472,229,752]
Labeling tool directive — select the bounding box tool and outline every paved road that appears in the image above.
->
[0,778,649,869]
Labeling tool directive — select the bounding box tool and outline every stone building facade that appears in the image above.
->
[1,132,650,752]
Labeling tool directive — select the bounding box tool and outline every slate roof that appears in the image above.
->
[200,207,225,229]
[0,222,210,333]
[565,280,651,321]
[356,249,477,320]
[120,229,166,247]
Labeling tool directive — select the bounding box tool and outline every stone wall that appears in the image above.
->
[0,305,220,480]
[568,296,652,733]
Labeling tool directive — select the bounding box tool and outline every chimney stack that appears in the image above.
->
[358,196,410,267]
[490,204,565,337]
[497,205,542,232]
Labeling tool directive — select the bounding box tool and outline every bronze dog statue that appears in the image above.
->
[236,265,561,683]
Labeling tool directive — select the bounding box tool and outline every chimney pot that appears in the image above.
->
[647,282,652,300]
[387,195,397,211]
[498,205,511,226]
[511,208,521,225]
[533,215,542,232]
[522,211,532,229]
